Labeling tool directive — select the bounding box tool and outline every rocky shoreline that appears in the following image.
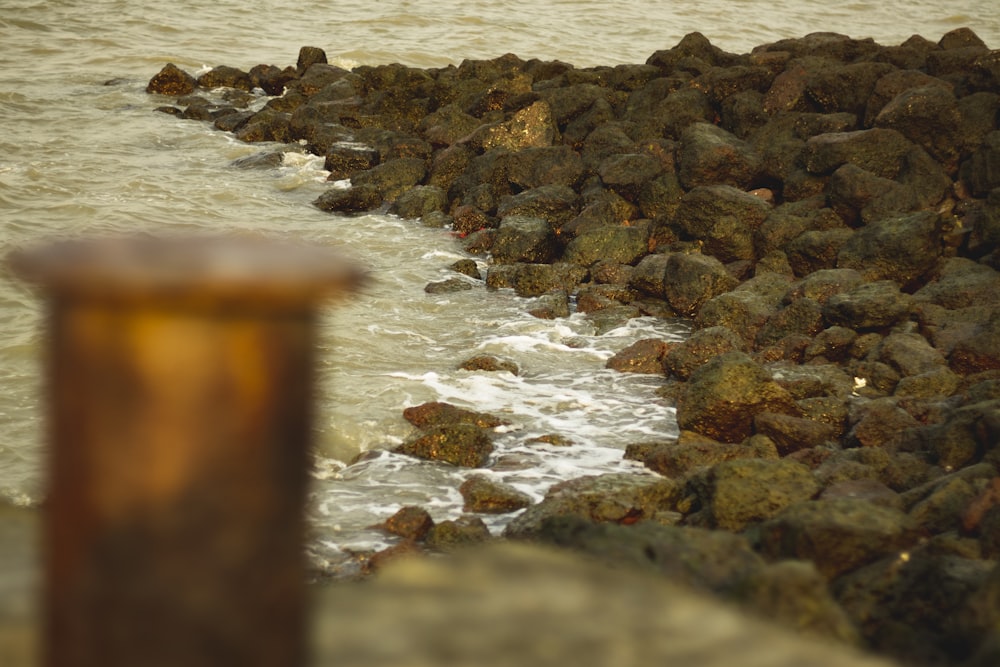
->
[148,29,1000,666]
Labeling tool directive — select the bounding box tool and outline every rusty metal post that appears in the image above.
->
[8,235,364,667]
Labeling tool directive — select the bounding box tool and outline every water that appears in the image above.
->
[1,0,998,568]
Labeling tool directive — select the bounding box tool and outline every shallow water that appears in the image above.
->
[1,0,998,565]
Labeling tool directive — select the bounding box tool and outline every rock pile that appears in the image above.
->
[148,28,1000,666]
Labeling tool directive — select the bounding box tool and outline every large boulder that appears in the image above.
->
[394,423,495,468]
[662,253,739,317]
[491,215,558,264]
[836,211,942,287]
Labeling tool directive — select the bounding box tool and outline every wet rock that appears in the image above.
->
[826,164,918,226]
[312,183,382,214]
[694,291,775,348]
[503,473,681,539]
[640,431,776,478]
[822,280,913,331]
[527,290,571,319]
[873,84,962,171]
[950,311,1000,374]
[734,559,861,644]
[403,401,507,430]
[673,185,772,263]
[507,145,584,190]
[805,61,895,116]
[458,355,518,374]
[536,517,767,595]
[463,100,556,152]
[872,332,946,377]
[846,397,921,450]
[662,252,739,317]
[394,423,495,468]
[563,225,649,267]
[664,326,745,380]
[756,298,825,348]
[324,144,380,179]
[486,262,588,298]
[197,65,253,91]
[598,153,664,201]
[677,351,801,443]
[491,215,558,264]
[459,475,533,514]
[961,131,1000,197]
[699,458,820,531]
[296,46,328,76]
[424,277,473,294]
[426,516,492,550]
[804,128,914,179]
[677,122,764,189]
[836,211,942,287]
[753,412,839,455]
[379,506,435,541]
[913,258,1000,310]
[834,551,995,666]
[388,184,448,219]
[146,63,197,95]
[234,107,293,143]
[249,63,296,96]
[759,498,918,578]
[495,184,579,230]
[605,338,672,374]
[351,157,427,202]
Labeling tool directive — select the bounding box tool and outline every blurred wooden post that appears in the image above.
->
[8,235,364,667]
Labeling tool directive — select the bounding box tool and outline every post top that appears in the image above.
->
[7,234,367,311]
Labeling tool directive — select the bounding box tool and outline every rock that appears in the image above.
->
[913,258,1000,310]
[394,423,495,468]
[961,131,1000,197]
[491,215,558,264]
[950,311,1000,374]
[826,164,918,226]
[918,400,1000,471]
[495,184,579,230]
[673,185,772,263]
[458,355,518,375]
[296,46,328,75]
[459,475,534,514]
[424,278,473,294]
[873,84,962,171]
[464,100,556,152]
[312,542,901,667]
[804,128,914,179]
[597,153,665,201]
[846,398,921,449]
[700,458,820,531]
[753,412,839,455]
[664,326,745,380]
[756,298,825,348]
[759,498,918,578]
[146,63,197,95]
[677,352,800,443]
[805,61,895,116]
[908,476,979,535]
[640,431,775,478]
[535,517,766,595]
[836,211,942,287]
[350,157,427,202]
[563,225,649,267]
[834,551,995,666]
[822,281,913,331]
[312,183,383,214]
[503,473,681,539]
[197,65,253,91]
[486,262,588,298]
[785,229,855,277]
[379,506,435,540]
[605,338,672,374]
[426,516,492,550]
[507,145,584,189]
[402,401,508,430]
[388,184,448,219]
[662,252,739,317]
[323,143,380,179]
[677,122,764,189]
[694,291,776,347]
[872,332,946,377]
[527,290,571,319]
